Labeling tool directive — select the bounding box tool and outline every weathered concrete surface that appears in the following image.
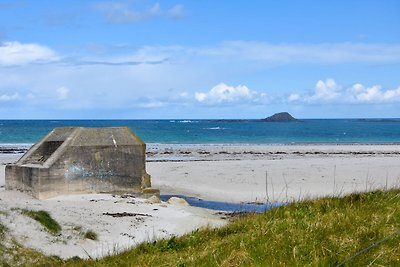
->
[6,127,156,199]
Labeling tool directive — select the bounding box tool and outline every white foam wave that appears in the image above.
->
[178,120,199,123]
[204,127,226,130]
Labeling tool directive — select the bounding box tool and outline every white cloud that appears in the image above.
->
[0,41,57,66]
[198,41,400,64]
[137,100,166,108]
[1,38,400,118]
[3,41,400,68]
[0,92,19,101]
[289,79,400,104]
[179,92,189,97]
[348,83,364,94]
[349,85,400,103]
[288,79,340,103]
[56,86,69,100]
[167,5,184,19]
[95,2,183,23]
[288,93,300,102]
[195,83,262,104]
[95,2,159,23]
[311,79,340,101]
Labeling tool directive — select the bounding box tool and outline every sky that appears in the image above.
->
[0,0,399,119]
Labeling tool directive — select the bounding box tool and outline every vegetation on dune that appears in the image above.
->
[0,189,399,266]
[84,230,98,241]
[21,209,62,235]
[0,222,6,240]
[0,242,62,267]
[0,220,62,266]
[67,189,400,266]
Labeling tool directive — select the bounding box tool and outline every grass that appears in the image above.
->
[66,189,400,266]
[0,222,6,239]
[1,189,400,266]
[0,221,62,266]
[0,241,63,267]
[84,230,98,241]
[21,209,62,235]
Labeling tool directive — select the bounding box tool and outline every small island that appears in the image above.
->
[262,112,298,122]
[209,112,298,122]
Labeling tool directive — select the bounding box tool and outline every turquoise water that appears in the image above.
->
[1,119,400,145]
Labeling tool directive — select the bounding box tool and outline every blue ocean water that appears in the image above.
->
[0,119,400,145]
[160,194,283,213]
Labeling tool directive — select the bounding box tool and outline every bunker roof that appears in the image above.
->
[67,127,144,147]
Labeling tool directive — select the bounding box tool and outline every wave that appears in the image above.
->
[177,120,199,123]
[204,127,226,130]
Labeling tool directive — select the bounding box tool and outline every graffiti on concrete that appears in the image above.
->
[65,162,115,180]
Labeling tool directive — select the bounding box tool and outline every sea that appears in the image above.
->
[1,119,399,211]
[1,119,400,148]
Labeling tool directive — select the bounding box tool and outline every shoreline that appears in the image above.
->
[146,143,400,162]
[2,142,400,157]
[2,142,400,160]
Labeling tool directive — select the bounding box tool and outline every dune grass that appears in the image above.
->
[63,189,400,266]
[0,221,62,266]
[0,222,6,239]
[1,189,399,266]
[84,230,98,241]
[21,209,61,235]
[0,242,62,267]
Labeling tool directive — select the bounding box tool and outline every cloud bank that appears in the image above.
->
[195,83,269,105]
[195,83,254,103]
[289,79,400,104]
[0,92,19,101]
[199,41,400,64]
[0,42,57,66]
[95,2,184,23]
[3,41,400,68]
[0,39,399,118]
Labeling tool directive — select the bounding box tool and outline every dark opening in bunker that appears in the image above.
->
[23,141,64,164]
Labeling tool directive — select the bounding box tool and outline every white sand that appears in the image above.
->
[148,144,400,202]
[1,144,400,259]
[0,155,225,259]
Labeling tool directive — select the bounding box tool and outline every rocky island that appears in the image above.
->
[209,112,298,122]
[262,112,298,122]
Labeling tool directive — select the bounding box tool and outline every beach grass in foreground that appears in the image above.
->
[20,209,62,235]
[1,189,400,266]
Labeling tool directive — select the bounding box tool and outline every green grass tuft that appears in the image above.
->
[0,222,6,239]
[84,230,98,241]
[21,209,61,235]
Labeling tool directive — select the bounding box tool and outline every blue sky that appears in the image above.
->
[0,0,399,119]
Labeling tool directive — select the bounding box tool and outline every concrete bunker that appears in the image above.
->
[6,127,155,199]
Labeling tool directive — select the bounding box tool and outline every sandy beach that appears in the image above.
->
[147,144,400,203]
[1,144,400,259]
